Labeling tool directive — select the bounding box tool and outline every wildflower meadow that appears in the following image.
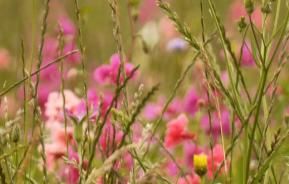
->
[1,0,289,183]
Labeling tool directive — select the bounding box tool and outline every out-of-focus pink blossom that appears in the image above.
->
[166,160,179,176]
[183,142,203,168]
[143,97,183,121]
[61,148,87,184]
[58,16,76,36]
[45,90,81,121]
[241,42,255,67]
[221,72,230,87]
[99,123,123,153]
[63,42,81,64]
[45,122,74,170]
[40,58,61,82]
[184,88,200,117]
[159,17,178,42]
[0,48,10,70]
[66,68,78,80]
[164,114,196,148]
[38,82,60,107]
[143,103,162,120]
[93,64,111,84]
[177,173,201,184]
[139,0,158,24]
[93,54,136,85]
[201,109,231,139]
[229,0,262,28]
[207,144,228,178]
[165,98,183,119]
[43,37,58,60]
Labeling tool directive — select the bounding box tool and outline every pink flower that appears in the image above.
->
[143,97,182,120]
[229,0,262,28]
[99,123,123,153]
[207,144,228,178]
[45,90,81,121]
[241,42,255,66]
[38,82,60,107]
[0,48,10,70]
[139,0,158,24]
[221,72,230,87]
[63,42,81,64]
[45,122,74,170]
[43,37,58,60]
[143,103,162,120]
[184,88,200,117]
[61,148,87,184]
[58,16,76,36]
[93,53,136,85]
[93,64,111,84]
[164,114,196,148]
[109,54,135,83]
[166,160,179,176]
[165,98,183,119]
[40,58,61,82]
[201,109,231,139]
[159,17,178,42]
[183,142,203,168]
[177,173,200,184]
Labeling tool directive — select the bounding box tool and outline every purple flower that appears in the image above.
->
[166,37,188,52]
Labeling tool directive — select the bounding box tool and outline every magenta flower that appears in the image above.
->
[43,37,58,60]
[61,148,87,184]
[184,88,200,117]
[183,142,203,168]
[93,53,136,85]
[143,97,182,120]
[143,103,162,120]
[241,42,255,67]
[93,64,111,84]
[201,109,231,139]
[58,16,76,36]
[63,41,81,64]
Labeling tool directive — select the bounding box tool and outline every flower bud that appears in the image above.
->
[245,0,254,14]
[238,16,247,32]
[128,0,140,7]
[261,3,272,14]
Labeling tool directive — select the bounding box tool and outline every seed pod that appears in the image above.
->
[11,126,20,143]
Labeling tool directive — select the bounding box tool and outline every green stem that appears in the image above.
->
[244,67,268,183]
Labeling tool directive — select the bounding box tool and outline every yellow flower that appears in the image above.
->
[193,154,207,177]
